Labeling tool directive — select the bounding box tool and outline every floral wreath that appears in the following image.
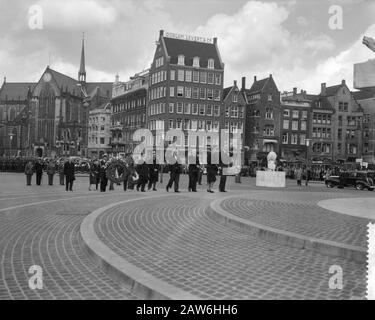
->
[106,157,139,184]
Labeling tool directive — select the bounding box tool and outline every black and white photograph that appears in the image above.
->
[1,0,375,305]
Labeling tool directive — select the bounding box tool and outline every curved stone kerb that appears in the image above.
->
[208,196,367,263]
[80,194,200,300]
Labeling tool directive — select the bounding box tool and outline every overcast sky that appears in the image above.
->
[1,0,375,93]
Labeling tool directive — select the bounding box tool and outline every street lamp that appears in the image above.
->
[305,139,311,166]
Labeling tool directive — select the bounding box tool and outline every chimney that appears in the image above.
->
[234,80,237,87]
[241,77,246,91]
[159,30,164,37]
[115,74,119,83]
[293,87,297,95]
[342,79,346,85]
[213,37,217,45]
[269,74,272,78]
[3,76,6,83]
[321,83,326,96]
[254,75,257,82]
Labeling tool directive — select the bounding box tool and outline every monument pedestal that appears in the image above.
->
[256,171,286,188]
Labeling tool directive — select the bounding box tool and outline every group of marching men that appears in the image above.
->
[23,153,228,193]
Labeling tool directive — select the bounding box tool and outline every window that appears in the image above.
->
[282,133,288,144]
[292,121,298,130]
[208,59,214,69]
[338,116,342,126]
[265,108,273,119]
[177,86,184,97]
[192,103,198,115]
[178,70,184,82]
[185,87,191,98]
[206,120,212,131]
[207,73,214,84]
[215,74,221,85]
[214,90,220,101]
[185,70,192,82]
[233,94,238,103]
[193,56,200,67]
[198,120,205,130]
[212,121,219,131]
[199,88,206,100]
[291,134,298,145]
[292,110,299,118]
[176,118,182,129]
[100,137,105,144]
[231,106,238,118]
[268,94,272,101]
[100,125,105,131]
[192,87,199,99]
[199,105,206,116]
[170,87,175,97]
[301,111,307,119]
[184,103,191,114]
[178,55,185,65]
[301,120,307,131]
[239,107,244,118]
[191,120,198,130]
[264,125,274,136]
[199,72,207,84]
[283,120,289,130]
[193,71,199,83]
[177,102,183,114]
[184,119,191,130]
[169,103,174,114]
[207,89,213,100]
[206,105,212,116]
[300,134,306,145]
[213,105,220,117]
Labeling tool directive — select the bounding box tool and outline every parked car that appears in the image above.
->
[325,171,375,191]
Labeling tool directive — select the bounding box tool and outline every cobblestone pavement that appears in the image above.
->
[94,194,367,300]
[0,175,145,299]
[220,190,375,248]
[0,173,370,299]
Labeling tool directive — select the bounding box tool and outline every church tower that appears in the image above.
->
[78,34,86,83]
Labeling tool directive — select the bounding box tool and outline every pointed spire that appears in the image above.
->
[78,32,86,83]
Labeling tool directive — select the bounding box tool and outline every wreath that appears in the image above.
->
[106,158,139,184]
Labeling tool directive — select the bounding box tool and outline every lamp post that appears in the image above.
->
[9,133,15,157]
[305,139,311,167]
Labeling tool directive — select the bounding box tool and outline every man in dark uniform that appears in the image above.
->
[63,157,75,191]
[47,160,56,186]
[148,155,159,191]
[99,158,108,192]
[35,158,44,186]
[188,154,199,192]
[136,158,149,192]
[166,156,181,193]
[24,161,35,186]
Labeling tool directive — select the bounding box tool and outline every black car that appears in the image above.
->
[325,171,375,191]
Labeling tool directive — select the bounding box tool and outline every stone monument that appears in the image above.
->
[256,151,286,188]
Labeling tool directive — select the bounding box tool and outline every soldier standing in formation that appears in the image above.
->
[24,160,34,186]
[35,158,44,186]
[147,155,159,191]
[46,160,56,186]
[188,154,199,192]
[58,159,65,185]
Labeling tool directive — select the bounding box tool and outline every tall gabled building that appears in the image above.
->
[321,80,363,162]
[243,74,281,165]
[147,30,224,155]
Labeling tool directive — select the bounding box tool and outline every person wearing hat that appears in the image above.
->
[24,160,35,186]
[47,159,56,186]
[35,158,44,186]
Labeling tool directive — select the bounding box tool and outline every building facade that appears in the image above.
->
[244,75,281,165]
[352,88,375,164]
[146,30,225,157]
[87,103,112,158]
[110,70,148,155]
[280,88,311,163]
[322,80,363,162]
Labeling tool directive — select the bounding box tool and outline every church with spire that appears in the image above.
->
[0,35,113,157]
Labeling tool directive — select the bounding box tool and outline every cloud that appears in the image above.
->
[296,16,310,27]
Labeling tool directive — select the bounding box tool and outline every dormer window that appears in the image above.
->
[193,56,200,68]
[208,58,214,69]
[178,55,185,66]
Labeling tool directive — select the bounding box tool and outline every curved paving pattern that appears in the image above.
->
[0,189,143,300]
[220,193,374,248]
[93,195,366,299]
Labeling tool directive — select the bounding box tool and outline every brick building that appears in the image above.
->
[110,70,148,155]
[352,88,375,164]
[146,30,224,157]
[280,88,311,163]
[322,80,363,162]
[244,75,281,165]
